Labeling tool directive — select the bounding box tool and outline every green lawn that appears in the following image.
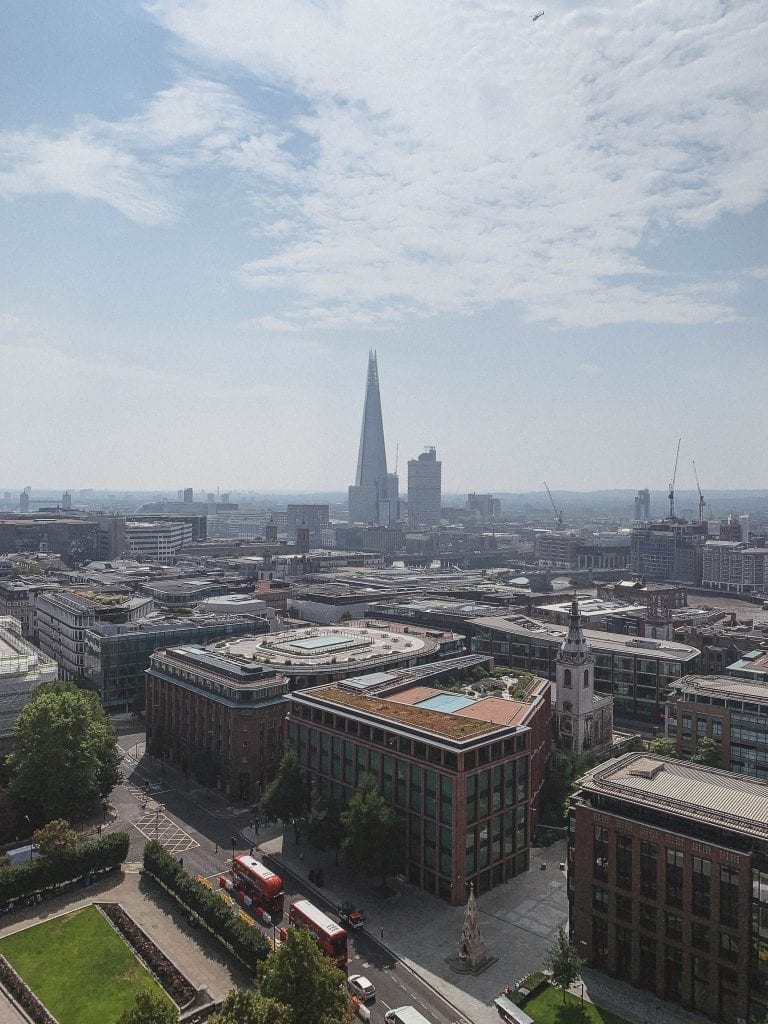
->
[0,905,174,1024]
[523,984,630,1024]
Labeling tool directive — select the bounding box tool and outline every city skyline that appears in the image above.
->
[2,2,766,490]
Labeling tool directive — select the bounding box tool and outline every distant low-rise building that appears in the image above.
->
[702,541,768,594]
[125,520,193,564]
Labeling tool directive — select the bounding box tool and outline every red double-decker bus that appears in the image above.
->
[232,855,285,916]
[289,898,348,968]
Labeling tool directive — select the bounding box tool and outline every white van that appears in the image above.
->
[384,1008,433,1024]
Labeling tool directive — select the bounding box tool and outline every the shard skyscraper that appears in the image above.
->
[348,351,398,525]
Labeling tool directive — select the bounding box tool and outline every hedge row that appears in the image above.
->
[143,841,270,971]
[0,832,129,905]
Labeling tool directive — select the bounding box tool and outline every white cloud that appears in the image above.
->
[0,77,295,223]
[146,0,768,326]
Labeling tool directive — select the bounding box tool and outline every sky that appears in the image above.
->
[1,0,767,494]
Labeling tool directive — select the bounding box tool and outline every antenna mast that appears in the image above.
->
[668,438,681,521]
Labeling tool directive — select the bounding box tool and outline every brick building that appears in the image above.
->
[145,645,289,801]
[569,752,768,1022]
[286,671,550,904]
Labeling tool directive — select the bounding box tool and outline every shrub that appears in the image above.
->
[0,831,129,906]
[143,842,269,971]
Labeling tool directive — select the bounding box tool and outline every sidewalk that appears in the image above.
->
[256,830,712,1024]
[255,830,570,1024]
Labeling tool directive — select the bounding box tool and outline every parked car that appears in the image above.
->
[347,974,376,1003]
[339,901,365,930]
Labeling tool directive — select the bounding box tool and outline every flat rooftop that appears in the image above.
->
[301,683,508,741]
[727,649,768,675]
[580,752,768,841]
[471,614,699,661]
[214,622,452,670]
[673,673,768,703]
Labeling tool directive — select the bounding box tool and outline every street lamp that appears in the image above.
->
[155,804,164,841]
[231,836,237,882]
[580,982,585,1022]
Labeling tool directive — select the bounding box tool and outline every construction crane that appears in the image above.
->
[668,438,681,521]
[692,459,705,523]
[543,481,563,527]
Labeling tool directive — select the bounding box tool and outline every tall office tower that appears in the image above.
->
[19,491,29,513]
[62,491,72,510]
[634,488,650,521]
[183,488,193,504]
[348,351,391,525]
[407,447,441,528]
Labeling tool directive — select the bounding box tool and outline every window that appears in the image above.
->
[665,912,683,941]
[615,925,632,976]
[720,866,739,927]
[664,945,683,1001]
[594,826,609,881]
[666,849,684,909]
[563,669,572,688]
[691,922,709,951]
[719,932,739,962]
[592,886,609,913]
[639,936,657,989]
[640,840,657,898]
[616,834,632,890]
[640,903,656,931]
[692,857,711,918]
[616,894,633,922]
[593,917,608,967]
[584,669,590,687]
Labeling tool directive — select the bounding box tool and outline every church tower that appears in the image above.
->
[555,596,598,753]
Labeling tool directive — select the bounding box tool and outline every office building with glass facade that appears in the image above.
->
[470,614,699,732]
[569,752,768,1023]
[286,671,551,904]
[85,612,270,710]
[666,674,768,778]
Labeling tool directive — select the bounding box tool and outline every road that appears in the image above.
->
[112,730,470,1024]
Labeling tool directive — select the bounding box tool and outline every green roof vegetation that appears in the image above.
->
[310,685,499,739]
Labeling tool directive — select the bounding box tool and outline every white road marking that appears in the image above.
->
[132,811,199,853]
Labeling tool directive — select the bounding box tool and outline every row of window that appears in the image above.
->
[593,829,740,925]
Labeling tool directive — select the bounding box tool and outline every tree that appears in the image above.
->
[340,774,404,886]
[260,752,309,842]
[7,682,121,824]
[304,786,344,864]
[117,990,178,1024]
[259,927,351,1024]
[543,925,583,1002]
[209,990,293,1024]
[691,737,723,768]
[647,735,676,758]
[33,819,78,860]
